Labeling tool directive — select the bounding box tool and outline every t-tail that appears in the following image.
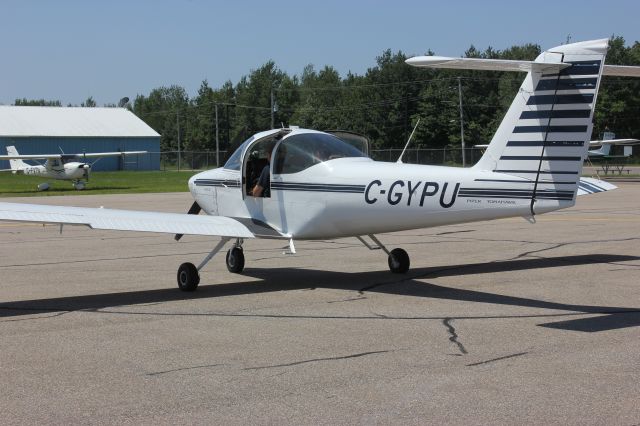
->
[406,38,638,216]
[6,146,29,173]
[473,39,608,215]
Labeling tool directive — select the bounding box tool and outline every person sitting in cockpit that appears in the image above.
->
[251,147,273,197]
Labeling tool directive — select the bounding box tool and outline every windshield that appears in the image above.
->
[274,132,366,174]
[223,139,250,170]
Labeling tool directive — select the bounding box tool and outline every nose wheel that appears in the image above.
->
[357,235,411,274]
[388,248,410,273]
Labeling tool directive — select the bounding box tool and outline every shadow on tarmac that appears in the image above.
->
[1,254,639,332]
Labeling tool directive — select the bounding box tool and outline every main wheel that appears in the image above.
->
[388,248,410,274]
[177,262,200,291]
[226,247,245,273]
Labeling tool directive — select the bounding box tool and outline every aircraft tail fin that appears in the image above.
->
[470,40,613,214]
[473,40,609,191]
[590,143,612,156]
[6,146,29,172]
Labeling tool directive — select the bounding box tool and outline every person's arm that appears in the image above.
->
[251,184,264,197]
[251,164,269,197]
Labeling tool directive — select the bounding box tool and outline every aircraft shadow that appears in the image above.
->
[1,254,639,332]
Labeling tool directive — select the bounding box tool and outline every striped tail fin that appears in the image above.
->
[473,39,609,212]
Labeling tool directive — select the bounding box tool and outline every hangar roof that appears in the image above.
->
[0,106,160,138]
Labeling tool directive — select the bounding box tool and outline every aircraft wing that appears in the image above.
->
[589,139,640,146]
[0,151,147,160]
[0,153,61,160]
[73,151,147,158]
[577,177,617,196]
[0,202,255,238]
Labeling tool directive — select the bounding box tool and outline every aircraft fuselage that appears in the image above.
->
[190,158,573,240]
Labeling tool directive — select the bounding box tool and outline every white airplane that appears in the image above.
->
[0,146,147,190]
[586,138,639,159]
[475,138,640,159]
[0,38,638,292]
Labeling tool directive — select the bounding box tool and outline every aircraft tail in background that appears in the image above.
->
[5,146,29,173]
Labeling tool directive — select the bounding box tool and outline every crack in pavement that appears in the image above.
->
[146,363,227,376]
[243,350,393,370]
[443,318,468,355]
[4,305,638,322]
[467,351,529,367]
[0,251,217,268]
[0,310,71,323]
[326,296,367,304]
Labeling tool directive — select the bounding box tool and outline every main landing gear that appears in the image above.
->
[357,235,410,274]
[176,238,246,291]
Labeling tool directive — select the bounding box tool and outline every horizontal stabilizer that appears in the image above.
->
[602,65,640,77]
[405,56,569,73]
[0,202,255,238]
[577,178,617,196]
[407,55,640,78]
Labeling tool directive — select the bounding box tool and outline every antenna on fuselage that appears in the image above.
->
[397,118,420,163]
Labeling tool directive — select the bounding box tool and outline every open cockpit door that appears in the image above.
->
[240,128,291,199]
[325,130,371,157]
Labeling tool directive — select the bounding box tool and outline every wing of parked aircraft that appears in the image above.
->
[589,138,640,146]
[0,150,147,160]
[0,202,255,239]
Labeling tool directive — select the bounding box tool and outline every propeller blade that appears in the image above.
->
[174,201,202,241]
[79,164,91,181]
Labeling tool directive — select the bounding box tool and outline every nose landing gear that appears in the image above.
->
[357,234,410,274]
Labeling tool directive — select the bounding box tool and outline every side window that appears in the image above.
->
[276,142,315,174]
[274,133,365,175]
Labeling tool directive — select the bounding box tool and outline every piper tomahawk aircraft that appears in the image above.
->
[0,38,639,291]
[0,146,147,190]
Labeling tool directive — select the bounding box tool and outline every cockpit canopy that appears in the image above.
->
[224,129,367,174]
[273,132,366,174]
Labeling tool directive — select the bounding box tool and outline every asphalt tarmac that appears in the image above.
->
[1,185,639,425]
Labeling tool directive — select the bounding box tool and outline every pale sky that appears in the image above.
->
[1,0,638,106]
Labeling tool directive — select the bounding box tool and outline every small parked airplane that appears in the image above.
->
[0,146,147,190]
[475,138,640,159]
[586,138,639,159]
[0,38,638,291]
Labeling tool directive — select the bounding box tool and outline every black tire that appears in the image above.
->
[388,248,410,274]
[177,262,200,291]
[226,247,245,273]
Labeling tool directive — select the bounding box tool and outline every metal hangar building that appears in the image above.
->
[0,106,160,171]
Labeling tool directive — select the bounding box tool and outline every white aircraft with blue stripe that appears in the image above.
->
[0,38,637,291]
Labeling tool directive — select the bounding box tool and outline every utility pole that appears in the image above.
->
[215,103,219,167]
[270,88,275,129]
[176,111,181,171]
[458,77,466,167]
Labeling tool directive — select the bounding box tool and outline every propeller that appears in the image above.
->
[174,201,202,241]
[79,164,91,181]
